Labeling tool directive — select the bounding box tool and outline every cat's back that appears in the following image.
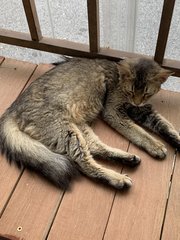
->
[5,58,117,121]
[1,58,119,132]
[44,58,116,88]
[24,58,117,103]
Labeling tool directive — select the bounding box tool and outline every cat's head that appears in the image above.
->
[117,58,173,106]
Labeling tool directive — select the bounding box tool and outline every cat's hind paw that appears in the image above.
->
[109,173,132,189]
[149,142,167,159]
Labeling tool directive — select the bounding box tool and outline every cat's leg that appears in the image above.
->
[65,123,132,189]
[102,105,167,159]
[80,124,141,167]
[126,104,180,151]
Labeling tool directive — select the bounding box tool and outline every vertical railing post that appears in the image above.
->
[22,0,42,41]
[154,0,176,64]
[87,0,100,53]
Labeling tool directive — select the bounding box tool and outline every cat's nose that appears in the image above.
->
[133,97,143,106]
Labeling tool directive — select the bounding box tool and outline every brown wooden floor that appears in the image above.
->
[0,57,180,240]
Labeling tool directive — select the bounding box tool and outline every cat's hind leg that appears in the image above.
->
[65,123,132,189]
[80,124,141,167]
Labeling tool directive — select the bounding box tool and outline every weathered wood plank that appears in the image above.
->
[47,120,129,240]
[0,64,63,240]
[103,90,180,240]
[0,59,37,215]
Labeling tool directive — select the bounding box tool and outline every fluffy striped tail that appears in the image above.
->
[0,116,77,188]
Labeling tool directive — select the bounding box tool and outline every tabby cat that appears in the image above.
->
[0,57,179,190]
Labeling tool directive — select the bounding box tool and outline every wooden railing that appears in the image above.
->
[0,0,179,77]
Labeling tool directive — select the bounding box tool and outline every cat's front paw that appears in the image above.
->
[175,141,180,152]
[149,141,167,159]
[122,155,141,167]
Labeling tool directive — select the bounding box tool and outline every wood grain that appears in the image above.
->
[0,59,36,215]
[47,120,129,240]
[0,64,63,240]
[103,90,180,240]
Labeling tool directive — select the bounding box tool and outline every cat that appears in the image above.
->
[0,57,179,190]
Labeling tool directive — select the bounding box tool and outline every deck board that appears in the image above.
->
[0,58,179,240]
[161,153,180,240]
[162,93,180,240]
[0,59,36,216]
[0,59,36,113]
[0,172,62,240]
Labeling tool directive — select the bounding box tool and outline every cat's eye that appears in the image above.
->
[144,87,152,97]
[144,93,153,98]
[131,86,135,92]
[129,86,135,96]
[144,86,148,92]
[129,91,134,96]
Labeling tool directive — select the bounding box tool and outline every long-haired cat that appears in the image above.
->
[0,57,179,190]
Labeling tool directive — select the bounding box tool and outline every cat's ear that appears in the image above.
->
[117,60,132,78]
[156,68,174,83]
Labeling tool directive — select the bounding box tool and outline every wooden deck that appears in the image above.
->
[0,57,180,240]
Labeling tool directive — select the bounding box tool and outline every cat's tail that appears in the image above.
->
[0,116,77,189]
